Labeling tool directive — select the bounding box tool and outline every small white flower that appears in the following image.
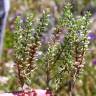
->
[43,10,45,14]
[36,51,42,56]
[19,35,22,39]
[45,23,48,26]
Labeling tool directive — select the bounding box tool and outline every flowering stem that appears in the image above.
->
[46,59,51,90]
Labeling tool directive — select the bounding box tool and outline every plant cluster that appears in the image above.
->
[13,4,90,96]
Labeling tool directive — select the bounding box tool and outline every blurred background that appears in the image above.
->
[0,0,96,96]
